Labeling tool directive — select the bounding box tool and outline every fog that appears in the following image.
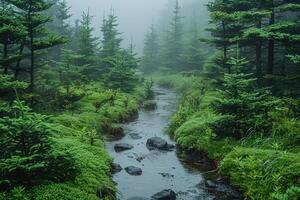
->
[66,0,170,54]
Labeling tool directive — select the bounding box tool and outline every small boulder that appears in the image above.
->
[147,137,174,151]
[114,143,133,152]
[125,166,142,176]
[205,180,217,189]
[129,133,143,140]
[151,189,176,200]
[111,163,122,174]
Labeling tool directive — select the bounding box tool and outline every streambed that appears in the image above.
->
[105,87,242,200]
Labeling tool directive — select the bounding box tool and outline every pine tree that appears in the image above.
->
[103,50,138,92]
[162,0,184,71]
[141,24,159,74]
[205,0,241,73]
[181,15,205,72]
[77,11,98,67]
[213,56,277,138]
[100,11,122,74]
[0,1,26,74]
[6,0,66,94]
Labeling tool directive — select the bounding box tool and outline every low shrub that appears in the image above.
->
[220,148,300,200]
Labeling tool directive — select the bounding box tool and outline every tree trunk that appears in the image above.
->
[256,21,262,80]
[222,20,230,73]
[3,42,8,74]
[14,42,25,79]
[267,9,275,75]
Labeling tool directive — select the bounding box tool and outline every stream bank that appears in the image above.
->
[105,86,242,200]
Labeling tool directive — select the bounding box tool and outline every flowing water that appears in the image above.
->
[105,87,242,200]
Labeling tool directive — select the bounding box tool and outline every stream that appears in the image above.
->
[105,87,242,200]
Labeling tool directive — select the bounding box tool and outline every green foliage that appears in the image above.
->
[213,58,279,138]
[103,52,138,92]
[141,25,159,74]
[0,75,27,100]
[220,148,300,200]
[161,0,184,71]
[77,11,98,68]
[0,101,77,190]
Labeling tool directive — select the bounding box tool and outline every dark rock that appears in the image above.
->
[125,166,142,176]
[129,133,143,140]
[203,180,243,200]
[111,163,122,174]
[205,180,217,189]
[151,189,176,200]
[136,155,146,162]
[114,143,133,152]
[159,173,174,178]
[96,186,114,198]
[146,137,172,151]
[167,144,176,150]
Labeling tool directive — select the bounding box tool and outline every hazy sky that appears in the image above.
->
[66,0,170,54]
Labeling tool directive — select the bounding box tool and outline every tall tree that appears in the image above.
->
[100,11,122,74]
[162,0,184,71]
[77,10,98,67]
[181,15,205,71]
[6,0,66,94]
[141,24,159,74]
[0,1,26,74]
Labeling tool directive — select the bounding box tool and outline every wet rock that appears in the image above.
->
[127,197,149,200]
[202,180,243,200]
[146,137,174,151]
[114,143,133,152]
[125,166,142,176]
[129,133,143,140]
[167,144,176,150]
[111,163,122,174]
[159,173,174,178]
[136,155,146,162]
[151,189,176,200]
[205,180,218,189]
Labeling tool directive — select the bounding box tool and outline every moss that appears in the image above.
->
[14,85,144,200]
[220,148,300,200]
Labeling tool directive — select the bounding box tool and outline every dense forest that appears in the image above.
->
[0,0,299,200]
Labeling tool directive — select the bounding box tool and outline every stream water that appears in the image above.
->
[105,87,242,200]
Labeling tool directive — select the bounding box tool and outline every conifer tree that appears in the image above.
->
[0,1,26,74]
[141,24,159,74]
[162,0,184,71]
[100,11,122,74]
[77,11,98,67]
[214,56,277,138]
[6,0,66,94]
[181,15,205,72]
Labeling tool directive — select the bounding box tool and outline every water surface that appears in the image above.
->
[105,87,237,200]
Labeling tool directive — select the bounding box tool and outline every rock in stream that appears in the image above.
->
[146,137,175,151]
[114,143,133,152]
